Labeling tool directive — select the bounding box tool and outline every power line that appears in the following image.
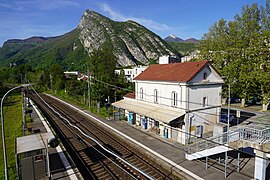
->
[28,82,270,161]
[28,81,155,180]
[91,76,264,120]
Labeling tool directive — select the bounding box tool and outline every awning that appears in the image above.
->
[112,99,185,124]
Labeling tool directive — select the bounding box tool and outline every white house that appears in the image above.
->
[159,55,181,64]
[181,50,200,62]
[113,60,224,145]
[115,65,148,82]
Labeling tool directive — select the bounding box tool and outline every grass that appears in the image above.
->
[0,94,23,180]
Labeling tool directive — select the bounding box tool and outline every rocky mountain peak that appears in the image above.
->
[164,35,199,43]
[78,10,177,66]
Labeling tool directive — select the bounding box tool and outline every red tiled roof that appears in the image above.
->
[124,92,135,99]
[134,60,209,82]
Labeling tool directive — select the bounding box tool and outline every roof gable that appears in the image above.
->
[134,60,210,82]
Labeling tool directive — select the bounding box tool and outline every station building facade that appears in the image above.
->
[113,60,224,145]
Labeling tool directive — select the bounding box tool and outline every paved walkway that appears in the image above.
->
[87,116,256,179]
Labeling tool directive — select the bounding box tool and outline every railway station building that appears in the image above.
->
[112,60,224,145]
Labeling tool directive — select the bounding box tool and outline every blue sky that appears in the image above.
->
[0,0,266,47]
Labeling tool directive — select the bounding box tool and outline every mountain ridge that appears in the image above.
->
[164,34,200,43]
[0,10,179,69]
[78,10,178,66]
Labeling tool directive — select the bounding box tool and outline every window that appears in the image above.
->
[203,72,207,80]
[140,88,143,100]
[203,97,207,107]
[154,120,159,128]
[171,91,177,107]
[154,89,158,103]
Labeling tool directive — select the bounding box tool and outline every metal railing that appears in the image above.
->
[188,125,270,154]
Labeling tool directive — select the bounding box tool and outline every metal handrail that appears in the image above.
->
[188,125,270,154]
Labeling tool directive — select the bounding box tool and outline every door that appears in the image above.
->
[171,128,178,141]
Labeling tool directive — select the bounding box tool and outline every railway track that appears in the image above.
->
[31,93,177,180]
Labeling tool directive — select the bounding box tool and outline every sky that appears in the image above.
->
[0,0,266,47]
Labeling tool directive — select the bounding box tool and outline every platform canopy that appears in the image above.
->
[112,99,185,124]
[16,133,54,154]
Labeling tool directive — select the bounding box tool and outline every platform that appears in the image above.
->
[28,99,81,180]
[46,94,270,180]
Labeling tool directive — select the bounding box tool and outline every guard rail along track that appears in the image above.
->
[31,93,179,180]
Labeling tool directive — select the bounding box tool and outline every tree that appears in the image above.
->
[89,42,117,104]
[49,64,65,91]
[199,1,270,110]
[256,0,270,110]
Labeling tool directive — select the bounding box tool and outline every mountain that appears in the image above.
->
[78,10,177,66]
[184,38,200,44]
[164,34,184,42]
[0,29,90,70]
[5,36,55,44]
[164,35,200,43]
[0,10,178,69]
[164,35,200,55]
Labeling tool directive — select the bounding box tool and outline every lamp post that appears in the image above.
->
[87,70,91,110]
[227,82,230,138]
[1,84,30,180]
[221,77,231,137]
[222,77,230,178]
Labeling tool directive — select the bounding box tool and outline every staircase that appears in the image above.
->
[186,124,270,161]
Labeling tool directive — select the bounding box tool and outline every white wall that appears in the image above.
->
[132,66,148,79]
[188,85,222,110]
[135,81,186,110]
[190,65,223,83]
[115,66,148,82]
[133,64,223,142]
[188,84,222,132]
[159,55,169,64]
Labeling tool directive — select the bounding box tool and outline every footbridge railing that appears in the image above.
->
[187,124,270,154]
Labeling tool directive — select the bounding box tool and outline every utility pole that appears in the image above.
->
[227,82,230,139]
[87,70,91,110]
[50,74,52,90]
[22,90,25,136]
[107,95,110,120]
[25,73,29,106]
[225,81,230,178]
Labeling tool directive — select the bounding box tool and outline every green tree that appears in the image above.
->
[256,0,270,110]
[49,64,65,91]
[199,2,269,110]
[89,42,117,104]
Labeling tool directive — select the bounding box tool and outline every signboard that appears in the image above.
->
[190,125,195,131]
[236,110,241,118]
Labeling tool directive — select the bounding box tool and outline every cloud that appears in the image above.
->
[0,1,23,10]
[0,0,80,11]
[37,0,81,10]
[99,3,170,31]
